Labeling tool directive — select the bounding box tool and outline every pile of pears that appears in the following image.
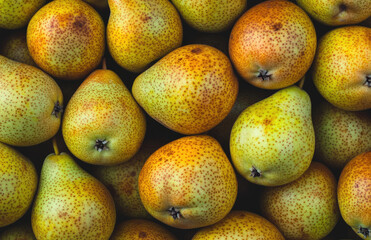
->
[0,0,370,239]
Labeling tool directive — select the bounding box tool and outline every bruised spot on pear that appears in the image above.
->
[272,22,282,31]
[139,231,147,238]
[191,47,202,54]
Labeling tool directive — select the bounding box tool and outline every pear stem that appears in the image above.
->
[102,58,107,70]
[298,76,305,89]
[52,138,59,155]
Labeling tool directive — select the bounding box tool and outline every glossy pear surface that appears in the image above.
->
[27,0,105,80]
[230,86,314,186]
[0,55,63,146]
[0,143,38,227]
[132,44,238,135]
[63,69,146,165]
[31,152,116,239]
[313,26,371,111]
[229,0,316,89]
[107,0,182,73]
[139,135,238,229]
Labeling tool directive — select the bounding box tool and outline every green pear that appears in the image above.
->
[230,85,315,186]
[0,0,45,29]
[0,221,36,240]
[0,142,38,227]
[260,161,340,240]
[31,141,116,239]
[107,0,183,73]
[62,66,146,165]
[313,100,371,169]
[0,55,63,146]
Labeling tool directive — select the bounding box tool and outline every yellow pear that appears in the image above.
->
[132,44,238,135]
[0,221,36,239]
[27,0,105,80]
[0,142,38,227]
[62,66,146,165]
[0,55,63,146]
[107,0,182,73]
[138,135,237,229]
[312,26,371,111]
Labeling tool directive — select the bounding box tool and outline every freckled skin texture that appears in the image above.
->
[230,86,315,186]
[0,221,36,239]
[0,30,37,66]
[312,26,371,111]
[171,0,247,33]
[62,69,146,166]
[132,44,238,135]
[27,0,105,80]
[0,143,38,227]
[138,135,238,229]
[229,0,317,90]
[107,0,182,73]
[260,162,340,240]
[313,100,371,169]
[0,0,45,29]
[0,55,63,147]
[338,152,371,240]
[111,219,177,240]
[296,0,371,26]
[192,211,285,240]
[31,152,116,240]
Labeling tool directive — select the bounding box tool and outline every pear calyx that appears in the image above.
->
[52,101,63,118]
[359,227,369,239]
[168,207,182,220]
[94,139,109,152]
[365,75,371,87]
[257,69,272,81]
[250,166,261,177]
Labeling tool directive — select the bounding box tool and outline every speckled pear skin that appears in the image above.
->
[296,0,371,26]
[312,26,371,111]
[138,135,238,229]
[27,0,105,80]
[171,0,247,33]
[0,55,63,147]
[0,30,37,66]
[192,211,285,240]
[0,143,38,228]
[313,100,371,169]
[111,219,177,240]
[229,0,317,90]
[31,152,116,239]
[260,162,340,240]
[0,0,45,29]
[338,151,371,240]
[107,0,183,73]
[62,69,146,165]
[132,44,238,135]
[0,221,36,239]
[230,85,314,186]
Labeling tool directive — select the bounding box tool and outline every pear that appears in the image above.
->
[0,0,45,29]
[0,55,63,146]
[107,0,183,73]
[192,211,284,239]
[171,0,247,33]
[230,85,315,186]
[296,0,371,26]
[0,143,38,227]
[138,135,238,229]
[260,161,340,240]
[132,44,238,135]
[27,0,105,80]
[229,0,317,89]
[0,221,36,240]
[62,65,146,165]
[0,30,36,66]
[338,151,371,240]
[111,219,177,240]
[31,140,116,239]
[312,26,371,111]
[313,100,371,169]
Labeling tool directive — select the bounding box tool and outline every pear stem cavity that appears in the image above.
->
[298,76,305,89]
[94,139,109,152]
[168,207,182,220]
[359,227,369,239]
[257,69,272,81]
[250,166,261,177]
[365,75,371,87]
[52,101,63,118]
[52,138,59,155]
